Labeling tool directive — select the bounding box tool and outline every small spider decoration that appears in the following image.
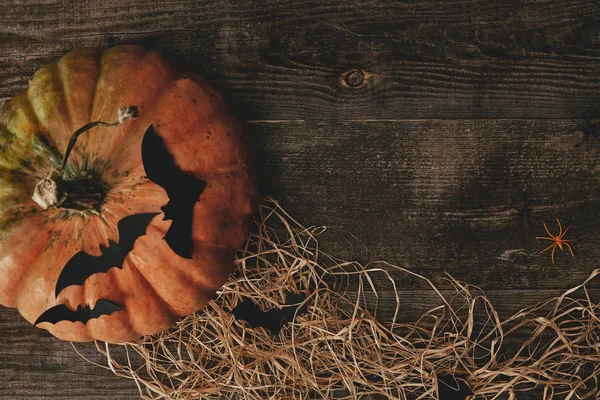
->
[536,218,575,264]
[570,113,600,151]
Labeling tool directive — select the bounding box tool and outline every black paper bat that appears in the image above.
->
[35,299,123,325]
[141,125,206,259]
[231,292,308,336]
[55,212,158,298]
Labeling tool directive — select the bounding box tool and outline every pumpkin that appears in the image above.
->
[0,45,257,343]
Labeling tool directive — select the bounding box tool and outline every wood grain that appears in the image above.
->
[1,286,597,399]
[0,307,138,399]
[253,119,600,289]
[1,0,599,121]
[1,0,600,398]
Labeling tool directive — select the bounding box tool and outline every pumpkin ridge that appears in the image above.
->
[11,220,70,314]
[56,62,74,139]
[75,270,137,341]
[26,64,72,155]
[94,48,178,168]
[88,46,144,123]
[1,45,257,342]
[126,245,199,319]
[86,46,145,160]
[2,92,47,150]
[0,213,51,307]
[12,92,40,137]
[122,258,179,332]
[83,213,113,254]
[3,92,64,191]
[85,47,105,131]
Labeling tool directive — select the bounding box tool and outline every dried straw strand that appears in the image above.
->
[74,198,600,399]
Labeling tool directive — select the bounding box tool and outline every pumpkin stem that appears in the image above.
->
[32,106,138,210]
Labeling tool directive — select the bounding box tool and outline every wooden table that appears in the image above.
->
[1,1,599,398]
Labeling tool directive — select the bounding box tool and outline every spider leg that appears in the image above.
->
[558,226,573,242]
[540,242,557,254]
[564,242,575,257]
[551,245,557,264]
[536,237,556,241]
[543,223,554,238]
[556,219,563,236]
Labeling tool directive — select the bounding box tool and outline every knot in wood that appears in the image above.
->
[340,69,372,89]
[345,70,365,87]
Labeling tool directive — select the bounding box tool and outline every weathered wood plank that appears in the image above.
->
[2,119,600,397]
[1,0,600,398]
[2,286,597,398]
[1,0,599,120]
[0,309,138,398]
[252,119,600,289]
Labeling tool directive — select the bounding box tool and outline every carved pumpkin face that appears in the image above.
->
[0,45,257,343]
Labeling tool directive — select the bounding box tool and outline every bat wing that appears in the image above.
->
[35,304,81,325]
[162,196,196,259]
[264,308,286,335]
[141,125,206,259]
[55,213,158,297]
[116,213,159,252]
[89,299,124,320]
[232,299,268,330]
[279,293,308,323]
[56,251,110,298]
[141,124,179,192]
[35,299,124,325]
[266,293,308,335]
[232,294,308,336]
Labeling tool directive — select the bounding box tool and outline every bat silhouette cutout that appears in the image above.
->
[231,292,308,336]
[141,125,206,259]
[35,299,123,325]
[55,213,158,298]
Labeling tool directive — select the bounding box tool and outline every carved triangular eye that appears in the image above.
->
[141,124,206,259]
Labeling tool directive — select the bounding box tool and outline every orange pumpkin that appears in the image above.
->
[0,45,257,343]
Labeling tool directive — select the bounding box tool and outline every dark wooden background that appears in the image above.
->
[2,0,600,398]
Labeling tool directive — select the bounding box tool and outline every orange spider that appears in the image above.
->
[536,218,575,264]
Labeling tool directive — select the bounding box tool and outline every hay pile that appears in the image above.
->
[76,198,600,399]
